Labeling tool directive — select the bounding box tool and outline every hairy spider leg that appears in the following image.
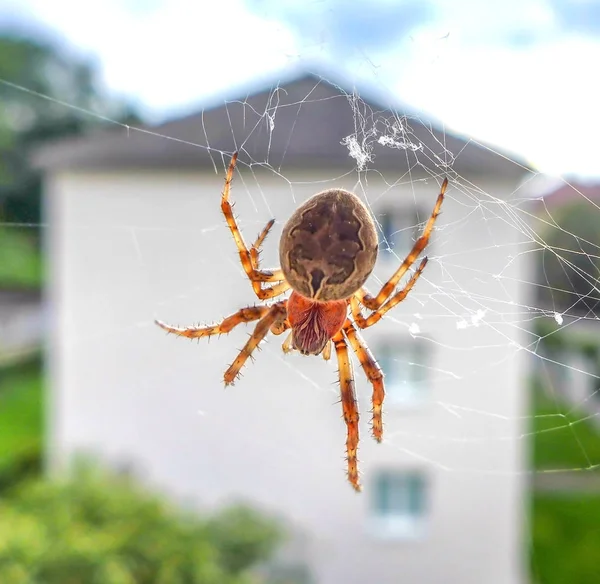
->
[359,177,446,311]
[333,331,361,492]
[270,318,290,336]
[250,218,275,269]
[344,321,385,441]
[155,306,271,338]
[220,152,289,300]
[281,331,294,353]
[223,301,288,385]
[351,256,428,329]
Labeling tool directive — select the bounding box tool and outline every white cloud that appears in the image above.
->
[3,0,600,176]
[2,0,298,115]
[395,33,600,176]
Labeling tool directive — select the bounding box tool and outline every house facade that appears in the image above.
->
[37,72,533,584]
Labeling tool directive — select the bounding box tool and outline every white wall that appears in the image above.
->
[46,165,531,584]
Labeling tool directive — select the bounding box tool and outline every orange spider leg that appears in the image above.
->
[250,218,275,269]
[282,331,294,353]
[220,152,290,300]
[270,318,289,336]
[250,219,290,300]
[344,321,385,442]
[359,177,446,311]
[333,331,361,492]
[251,280,290,300]
[224,301,287,385]
[155,306,270,339]
[351,256,429,329]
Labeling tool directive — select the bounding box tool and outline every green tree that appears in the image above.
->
[537,201,600,317]
[0,30,139,226]
[0,464,283,583]
[532,495,600,584]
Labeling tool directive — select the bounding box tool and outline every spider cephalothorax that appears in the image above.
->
[156,152,447,491]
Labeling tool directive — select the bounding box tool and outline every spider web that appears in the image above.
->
[1,19,600,583]
[2,66,598,480]
[130,78,600,478]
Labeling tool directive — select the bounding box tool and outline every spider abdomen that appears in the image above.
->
[279,189,378,301]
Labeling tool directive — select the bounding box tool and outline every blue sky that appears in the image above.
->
[1,0,599,177]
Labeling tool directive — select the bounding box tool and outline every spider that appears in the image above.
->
[156,152,447,492]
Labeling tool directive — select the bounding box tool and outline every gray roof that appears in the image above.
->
[33,70,531,178]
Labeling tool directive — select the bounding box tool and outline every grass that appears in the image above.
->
[532,386,600,470]
[0,223,43,485]
[531,495,600,584]
[0,226,42,288]
[0,356,43,488]
[530,380,600,584]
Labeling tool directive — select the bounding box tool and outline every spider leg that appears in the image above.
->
[250,219,275,269]
[344,321,384,442]
[333,331,361,492]
[351,256,428,329]
[270,318,290,336]
[249,219,290,299]
[359,178,446,311]
[282,331,294,353]
[220,152,290,300]
[224,301,287,385]
[155,306,270,339]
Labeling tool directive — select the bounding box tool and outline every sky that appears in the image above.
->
[1,0,599,178]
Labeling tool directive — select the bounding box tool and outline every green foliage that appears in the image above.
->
[533,389,600,470]
[0,30,139,226]
[531,495,600,584]
[0,359,285,582]
[0,356,43,490]
[531,380,600,584]
[0,465,283,584]
[207,505,283,575]
[0,226,42,287]
[534,318,600,362]
[537,201,600,316]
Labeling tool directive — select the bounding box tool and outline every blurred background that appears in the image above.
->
[1,1,600,583]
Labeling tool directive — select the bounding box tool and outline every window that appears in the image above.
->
[371,470,428,539]
[378,208,421,260]
[377,340,430,406]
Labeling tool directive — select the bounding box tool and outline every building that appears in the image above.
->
[36,70,533,584]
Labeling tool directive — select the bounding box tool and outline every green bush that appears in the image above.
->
[533,388,600,470]
[0,227,42,288]
[532,495,600,584]
[0,465,283,583]
[0,356,43,491]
